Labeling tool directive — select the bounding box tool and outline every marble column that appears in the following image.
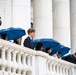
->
[33,0,53,39]
[12,0,31,31]
[70,0,76,53]
[53,0,70,47]
[0,0,12,29]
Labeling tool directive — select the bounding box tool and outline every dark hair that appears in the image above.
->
[57,52,61,54]
[45,48,51,53]
[1,34,7,39]
[35,42,43,50]
[27,28,35,34]
[14,39,18,44]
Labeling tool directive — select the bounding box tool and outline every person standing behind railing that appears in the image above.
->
[45,48,52,55]
[14,37,22,45]
[0,34,8,40]
[35,42,43,51]
[62,52,76,64]
[53,51,62,59]
[23,28,35,49]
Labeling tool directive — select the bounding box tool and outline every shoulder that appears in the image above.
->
[24,37,31,42]
[62,54,73,60]
[24,37,30,40]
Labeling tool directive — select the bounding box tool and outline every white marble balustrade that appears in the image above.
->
[0,39,76,75]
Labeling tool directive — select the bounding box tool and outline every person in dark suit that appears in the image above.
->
[62,52,76,64]
[23,28,35,49]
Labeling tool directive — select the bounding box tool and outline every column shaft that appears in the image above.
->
[13,0,31,30]
[0,0,12,29]
[70,0,76,53]
[33,0,53,39]
[53,0,70,47]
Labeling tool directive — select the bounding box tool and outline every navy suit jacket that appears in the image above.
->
[62,54,76,64]
[23,36,34,49]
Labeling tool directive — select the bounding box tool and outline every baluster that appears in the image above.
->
[31,55,35,75]
[49,62,54,75]
[0,46,7,71]
[46,60,50,75]
[17,52,23,74]
[66,67,69,75]
[27,54,32,75]
[46,60,48,75]
[52,62,56,75]
[53,63,57,75]
[27,55,32,72]
[56,64,61,75]
[62,66,66,75]
[6,48,13,72]
[22,53,28,75]
[70,67,74,75]
[52,62,55,75]
[12,50,18,73]
[68,68,71,75]
[60,66,63,75]
[0,45,3,66]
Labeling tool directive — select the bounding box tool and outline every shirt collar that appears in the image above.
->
[28,35,32,40]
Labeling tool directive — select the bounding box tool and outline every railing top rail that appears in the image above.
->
[0,39,76,68]
[0,39,36,55]
[35,50,76,67]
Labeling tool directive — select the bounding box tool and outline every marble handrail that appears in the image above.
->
[0,39,76,75]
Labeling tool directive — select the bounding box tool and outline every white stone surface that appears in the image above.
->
[12,0,31,30]
[0,0,12,29]
[70,0,76,53]
[35,56,46,75]
[0,39,76,75]
[53,0,71,47]
[33,0,53,39]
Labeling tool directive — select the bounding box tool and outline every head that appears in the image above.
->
[14,37,22,45]
[27,28,35,38]
[14,39,18,44]
[74,52,76,59]
[35,42,43,51]
[56,52,62,58]
[45,48,52,54]
[1,34,8,40]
